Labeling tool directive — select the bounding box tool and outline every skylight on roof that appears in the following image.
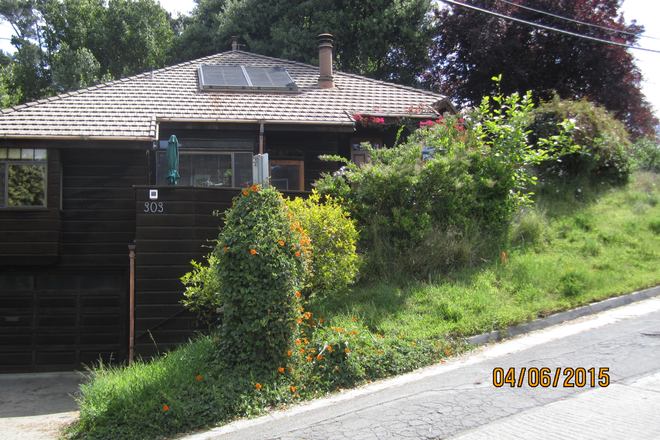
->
[198,65,299,92]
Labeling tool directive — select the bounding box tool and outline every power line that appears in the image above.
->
[440,0,660,54]
[494,0,660,41]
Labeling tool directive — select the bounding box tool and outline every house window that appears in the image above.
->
[270,160,304,191]
[0,148,47,208]
[351,138,382,166]
[156,140,253,188]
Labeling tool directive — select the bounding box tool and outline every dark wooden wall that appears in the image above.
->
[0,146,148,372]
[133,186,310,359]
[0,149,61,266]
[266,130,345,191]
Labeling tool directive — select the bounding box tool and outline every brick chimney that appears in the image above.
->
[231,36,239,51]
[317,33,335,89]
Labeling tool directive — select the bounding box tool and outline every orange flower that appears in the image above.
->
[287,350,292,356]
[308,356,313,362]
[377,350,382,354]
[295,292,301,297]
[290,226,295,231]
[310,348,315,352]
[295,339,301,345]
[345,348,350,354]
[250,184,259,192]
[243,191,248,195]
[278,367,284,373]
[279,241,285,246]
[327,346,332,351]
[358,350,362,354]
[290,386,296,393]
[366,380,371,383]
[250,249,257,255]
[297,318,302,323]
[399,335,402,338]
[311,321,316,325]
[303,338,308,343]
[502,252,508,264]
[445,350,451,355]
[300,348,305,354]
[352,331,357,335]
[351,318,355,321]
[319,318,323,323]
[196,375,202,380]
[256,383,262,389]
[302,247,307,252]
[295,251,301,257]
[305,312,311,319]
[377,334,382,338]
[222,247,227,252]
[163,405,169,411]
[411,342,416,346]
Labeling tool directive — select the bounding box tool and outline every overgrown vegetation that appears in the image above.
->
[65,93,660,440]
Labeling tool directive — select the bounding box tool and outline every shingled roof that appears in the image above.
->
[0,50,454,141]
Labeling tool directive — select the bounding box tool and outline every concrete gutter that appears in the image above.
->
[467,285,660,345]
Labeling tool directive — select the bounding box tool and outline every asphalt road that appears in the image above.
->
[186,296,660,440]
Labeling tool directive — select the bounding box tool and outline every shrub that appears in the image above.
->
[316,85,575,278]
[529,97,632,185]
[181,255,221,323]
[631,136,660,173]
[286,190,360,297]
[650,219,660,235]
[211,185,309,373]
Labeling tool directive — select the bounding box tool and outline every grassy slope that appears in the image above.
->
[310,172,660,341]
[65,172,660,440]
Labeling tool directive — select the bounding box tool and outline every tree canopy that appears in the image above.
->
[0,0,174,104]
[427,0,657,139]
[174,0,435,87]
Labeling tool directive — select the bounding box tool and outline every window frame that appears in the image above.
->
[156,150,254,188]
[350,137,383,166]
[269,159,305,191]
[0,148,48,210]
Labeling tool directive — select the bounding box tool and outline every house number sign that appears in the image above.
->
[144,202,164,213]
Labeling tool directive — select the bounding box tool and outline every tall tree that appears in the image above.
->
[175,0,435,87]
[428,0,657,138]
[0,0,175,104]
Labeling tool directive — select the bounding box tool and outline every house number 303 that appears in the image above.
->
[144,202,164,213]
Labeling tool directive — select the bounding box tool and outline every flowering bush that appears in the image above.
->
[210,185,309,373]
[352,113,385,128]
[287,191,361,297]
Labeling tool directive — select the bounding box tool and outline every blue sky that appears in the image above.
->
[0,0,658,117]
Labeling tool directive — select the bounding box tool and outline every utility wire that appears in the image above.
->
[441,0,660,54]
[494,0,660,41]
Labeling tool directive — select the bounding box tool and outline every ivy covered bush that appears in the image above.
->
[210,185,308,373]
[287,190,361,297]
[528,97,632,184]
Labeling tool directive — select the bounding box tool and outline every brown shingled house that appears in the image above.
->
[0,35,455,372]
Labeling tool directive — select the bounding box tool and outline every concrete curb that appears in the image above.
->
[466,284,660,346]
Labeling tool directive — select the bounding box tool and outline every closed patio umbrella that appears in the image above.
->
[165,135,180,185]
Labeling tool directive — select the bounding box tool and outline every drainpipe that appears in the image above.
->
[128,244,136,365]
[259,120,265,155]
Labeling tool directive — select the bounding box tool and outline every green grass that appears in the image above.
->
[64,172,660,440]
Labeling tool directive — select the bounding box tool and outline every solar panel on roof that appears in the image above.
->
[199,65,299,92]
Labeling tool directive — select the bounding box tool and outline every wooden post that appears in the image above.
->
[128,244,136,365]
